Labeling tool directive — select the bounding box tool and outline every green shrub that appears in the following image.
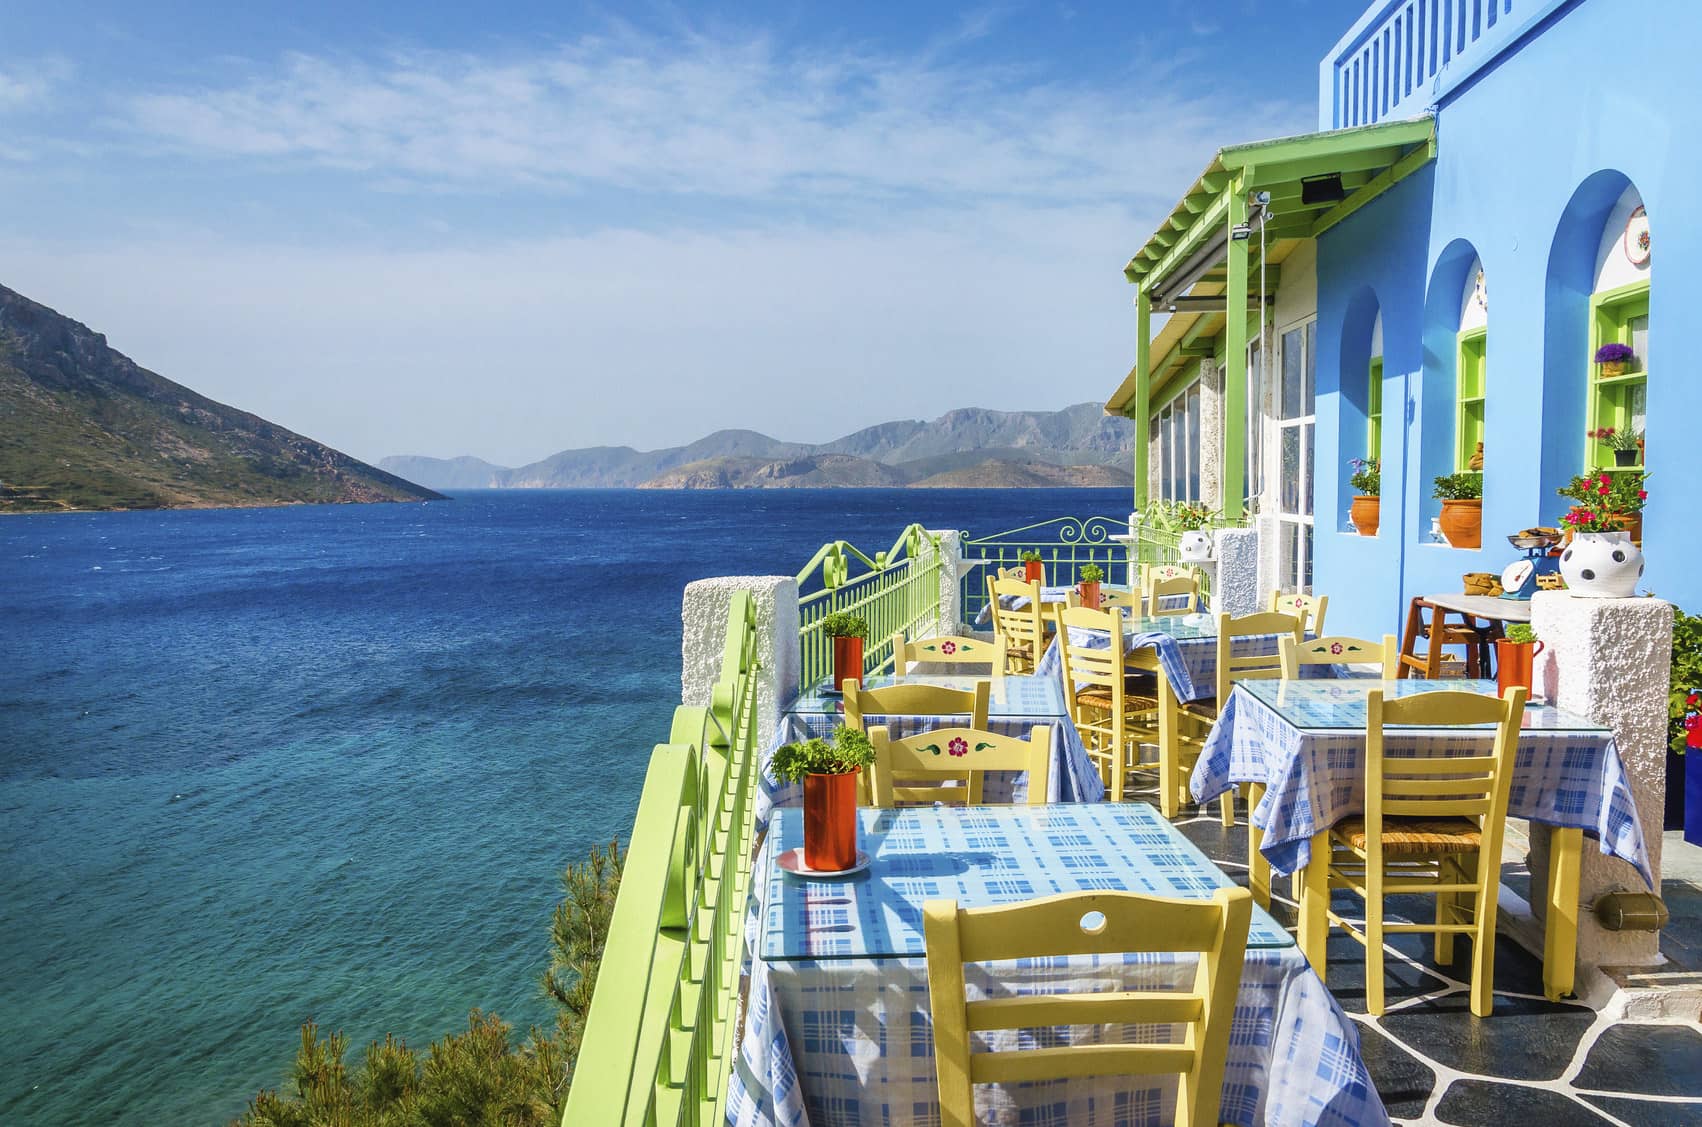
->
[1432,472,1483,501]
[818,611,868,639]
[1079,564,1105,584]
[1670,609,1702,753]
[770,728,876,783]
[1504,623,1537,645]
[1019,550,1042,563]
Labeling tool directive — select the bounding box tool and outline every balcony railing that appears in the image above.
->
[959,515,1131,623]
[1319,0,1568,129]
[796,524,942,688]
[561,590,760,1127]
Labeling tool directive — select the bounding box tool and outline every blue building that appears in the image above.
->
[1109,0,1694,637]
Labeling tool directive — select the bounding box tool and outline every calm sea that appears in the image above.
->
[0,488,1127,1125]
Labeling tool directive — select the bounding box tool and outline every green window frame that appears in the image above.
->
[1367,356,1383,460]
[1587,279,1649,473]
[1455,327,1487,474]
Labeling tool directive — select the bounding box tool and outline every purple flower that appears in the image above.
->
[948,737,968,758]
[1595,342,1634,364]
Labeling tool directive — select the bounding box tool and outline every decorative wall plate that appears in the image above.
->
[1624,204,1651,266]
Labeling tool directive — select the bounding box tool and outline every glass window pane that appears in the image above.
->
[1281,328,1304,420]
[1280,425,1300,514]
[1247,342,1263,499]
[1630,384,1647,436]
[1303,524,1314,591]
[1186,384,1201,501]
[1303,422,1314,516]
[1304,320,1317,416]
[1162,406,1175,500]
[1630,314,1649,372]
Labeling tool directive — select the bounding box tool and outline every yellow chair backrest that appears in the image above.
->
[1099,586,1141,612]
[868,724,1050,807]
[1054,604,1127,704]
[989,577,1046,650]
[1213,611,1303,702]
[1269,591,1329,636]
[891,632,1006,682]
[1280,633,1399,679]
[1146,575,1203,618]
[923,887,1252,1127]
[1141,562,1199,588]
[1365,688,1523,864]
[846,680,992,803]
[997,564,1029,581]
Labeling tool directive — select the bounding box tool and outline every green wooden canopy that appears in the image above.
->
[1115,115,1436,515]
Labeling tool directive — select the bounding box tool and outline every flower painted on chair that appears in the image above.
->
[940,641,958,655]
[948,737,969,757]
[1329,642,1344,655]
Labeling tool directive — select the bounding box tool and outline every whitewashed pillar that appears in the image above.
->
[1527,591,1674,967]
[925,528,965,637]
[682,576,800,750]
[1210,526,1261,618]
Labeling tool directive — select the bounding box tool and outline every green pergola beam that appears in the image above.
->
[1218,116,1434,171]
[1133,287,1151,508]
[1222,183,1249,522]
[1309,140,1436,238]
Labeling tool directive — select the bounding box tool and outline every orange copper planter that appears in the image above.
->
[832,635,864,692]
[1024,559,1044,583]
[802,770,859,871]
[1078,581,1101,610]
[1496,639,1544,698]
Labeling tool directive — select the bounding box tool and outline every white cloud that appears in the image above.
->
[115,33,1303,209]
[0,57,71,114]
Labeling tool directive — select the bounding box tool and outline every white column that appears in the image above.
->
[1528,590,1674,967]
[682,575,800,750]
[1210,526,1261,618]
[925,528,965,636]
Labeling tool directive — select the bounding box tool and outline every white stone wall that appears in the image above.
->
[1209,526,1261,618]
[1528,591,1674,967]
[1199,357,1224,510]
[682,575,800,750]
[925,528,965,636]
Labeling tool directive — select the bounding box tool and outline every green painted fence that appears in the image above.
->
[561,590,760,1127]
[796,524,941,689]
[959,515,1131,623]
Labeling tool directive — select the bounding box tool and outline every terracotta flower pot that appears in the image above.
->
[1024,559,1044,583]
[1350,495,1380,537]
[1438,499,1482,549]
[1078,581,1101,610]
[802,770,859,871]
[1495,639,1544,697]
[831,635,864,691]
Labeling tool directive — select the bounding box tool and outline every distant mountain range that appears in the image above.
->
[382,405,1135,491]
[0,283,442,513]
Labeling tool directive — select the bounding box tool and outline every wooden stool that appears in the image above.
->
[1397,598,1497,679]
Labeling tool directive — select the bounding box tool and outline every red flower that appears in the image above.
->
[1689,693,1700,708]
[947,737,968,758]
[1329,642,1344,655]
[1639,490,1648,500]
[939,640,957,655]
[1598,483,1611,495]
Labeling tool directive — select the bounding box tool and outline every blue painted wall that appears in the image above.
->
[1312,0,1702,638]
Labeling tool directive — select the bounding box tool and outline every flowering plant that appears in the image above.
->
[1557,471,1647,532]
[1146,499,1216,531]
[1348,457,1380,496]
[1594,342,1635,365]
[1588,425,1641,452]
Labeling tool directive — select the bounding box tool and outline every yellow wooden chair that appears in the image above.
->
[1174,612,1303,831]
[1307,687,1525,1016]
[1279,633,1399,679]
[867,724,1050,807]
[891,631,1006,683]
[923,887,1252,1127]
[1099,586,1142,614]
[1146,575,1204,618]
[1053,604,1160,803]
[1141,562,1201,589]
[988,576,1047,674]
[845,680,992,804]
[1269,591,1329,636]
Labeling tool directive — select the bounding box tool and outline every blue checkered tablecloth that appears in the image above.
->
[758,675,1106,827]
[973,584,1178,626]
[727,804,1388,1127]
[1190,679,1654,885]
[1034,613,1288,703]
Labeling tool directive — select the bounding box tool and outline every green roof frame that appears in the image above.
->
[1119,115,1435,516]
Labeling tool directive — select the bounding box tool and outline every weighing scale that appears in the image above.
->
[1500,530,1563,600]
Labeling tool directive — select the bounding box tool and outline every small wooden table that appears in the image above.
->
[1398,593,1531,679]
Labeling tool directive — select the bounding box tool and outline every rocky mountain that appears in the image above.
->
[386,404,1134,491]
[0,284,443,512]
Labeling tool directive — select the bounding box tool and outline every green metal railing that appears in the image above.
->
[562,590,760,1127]
[959,515,1129,623]
[796,523,942,689]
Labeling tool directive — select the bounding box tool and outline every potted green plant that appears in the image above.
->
[1348,458,1381,537]
[1595,341,1635,378]
[819,612,868,691]
[1496,623,1545,697]
[1589,425,1643,468]
[771,728,875,871]
[1077,563,1105,610]
[1020,550,1044,583]
[1433,472,1484,549]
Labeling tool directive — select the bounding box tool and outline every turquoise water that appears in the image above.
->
[0,488,1126,1123]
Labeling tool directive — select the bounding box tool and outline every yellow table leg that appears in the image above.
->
[1297,829,1332,976]
[1246,782,1270,909]
[1544,827,1582,1001]
[1157,674,1181,819]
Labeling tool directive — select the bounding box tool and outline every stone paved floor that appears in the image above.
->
[1159,799,1702,1125]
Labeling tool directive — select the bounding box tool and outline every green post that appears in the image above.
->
[1132,287,1152,510]
[1222,183,1248,522]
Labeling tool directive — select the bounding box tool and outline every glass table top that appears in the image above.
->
[1239,678,1608,733]
[762,803,1293,960]
[790,673,1067,718]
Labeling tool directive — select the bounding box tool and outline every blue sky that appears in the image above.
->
[1,1,1367,465]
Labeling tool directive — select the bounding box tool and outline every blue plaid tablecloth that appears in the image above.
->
[758,675,1106,827]
[1190,679,1654,885]
[727,805,1388,1127]
[1034,613,1288,703]
[973,584,1175,626]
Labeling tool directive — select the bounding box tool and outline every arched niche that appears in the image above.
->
[1337,286,1382,530]
[1419,239,1486,540]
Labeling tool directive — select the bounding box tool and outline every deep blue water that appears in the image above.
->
[0,488,1126,1124]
